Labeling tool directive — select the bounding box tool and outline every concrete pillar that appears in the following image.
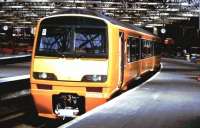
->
[198,1,200,32]
[198,12,200,39]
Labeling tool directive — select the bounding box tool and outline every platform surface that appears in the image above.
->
[0,62,30,79]
[0,53,31,80]
[60,58,200,128]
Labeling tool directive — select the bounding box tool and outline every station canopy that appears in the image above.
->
[0,0,200,28]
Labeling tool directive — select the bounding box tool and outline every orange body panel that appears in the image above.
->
[86,98,107,111]
[31,84,108,118]
[140,57,154,74]
[31,91,55,118]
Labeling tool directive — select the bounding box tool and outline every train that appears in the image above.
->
[30,9,161,119]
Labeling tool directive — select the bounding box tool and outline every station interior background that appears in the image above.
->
[0,1,200,128]
[0,0,200,61]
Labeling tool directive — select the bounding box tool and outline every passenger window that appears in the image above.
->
[141,40,145,59]
[154,42,162,55]
[142,40,152,58]
[127,36,140,62]
[151,41,155,56]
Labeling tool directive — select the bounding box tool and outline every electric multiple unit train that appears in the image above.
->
[30,9,161,119]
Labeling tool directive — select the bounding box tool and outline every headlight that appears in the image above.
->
[81,75,107,82]
[39,72,47,79]
[33,72,57,80]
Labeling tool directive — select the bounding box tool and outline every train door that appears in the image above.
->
[138,38,143,76]
[140,39,148,74]
[135,38,142,78]
[140,39,154,73]
[118,32,125,89]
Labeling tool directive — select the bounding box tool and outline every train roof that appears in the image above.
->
[53,9,157,38]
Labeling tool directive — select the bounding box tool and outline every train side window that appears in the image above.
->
[141,40,145,59]
[154,42,161,55]
[149,41,154,57]
[127,36,139,62]
[127,38,131,62]
[142,40,153,58]
[135,38,140,60]
[151,41,155,56]
[154,43,158,55]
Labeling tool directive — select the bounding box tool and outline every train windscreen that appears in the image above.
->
[35,16,108,58]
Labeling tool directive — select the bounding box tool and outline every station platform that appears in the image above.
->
[0,62,30,78]
[0,55,31,120]
[0,54,31,84]
[0,53,30,82]
[59,58,200,128]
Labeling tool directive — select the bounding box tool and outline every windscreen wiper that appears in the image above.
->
[55,51,66,58]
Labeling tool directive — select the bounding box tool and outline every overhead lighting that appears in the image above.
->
[150,16,160,20]
[3,14,13,17]
[135,2,160,5]
[26,0,49,1]
[94,7,118,10]
[179,13,198,17]
[150,24,163,27]
[134,13,141,16]
[191,9,200,12]
[0,20,6,22]
[134,22,143,26]
[24,13,38,17]
[61,6,87,9]
[158,8,179,12]
[21,21,32,24]
[120,19,130,22]
[181,2,190,6]
[167,8,179,11]
[3,25,8,31]
[149,13,169,16]
[145,24,163,27]
[134,23,142,26]
[143,19,153,22]
[131,8,148,11]
[160,13,169,16]
[167,2,190,6]
[104,12,114,16]
[4,21,13,24]
[4,6,24,9]
[121,16,132,19]
[145,24,153,28]
[141,16,150,19]
[167,17,189,20]
[31,6,55,9]
[0,33,6,35]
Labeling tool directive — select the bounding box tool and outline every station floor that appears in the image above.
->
[0,62,30,78]
[60,58,200,128]
[0,53,30,79]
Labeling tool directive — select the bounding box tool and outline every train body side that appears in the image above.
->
[114,25,161,90]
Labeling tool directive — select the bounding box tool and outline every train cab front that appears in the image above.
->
[30,14,113,119]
